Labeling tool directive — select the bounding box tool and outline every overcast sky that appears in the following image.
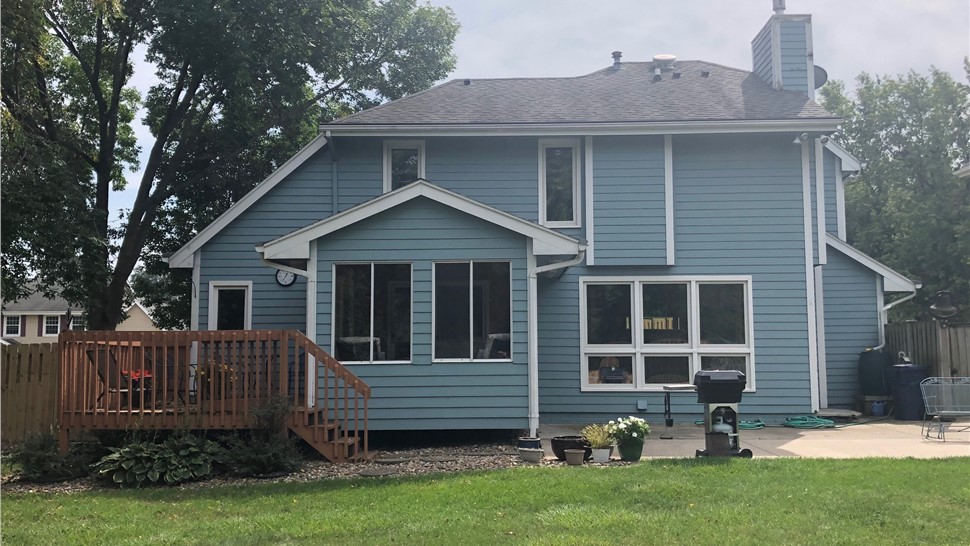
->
[116,0,969,219]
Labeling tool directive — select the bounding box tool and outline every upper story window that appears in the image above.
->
[334,263,412,363]
[68,315,86,331]
[581,277,754,391]
[4,316,21,337]
[44,315,61,336]
[539,139,580,227]
[383,140,425,192]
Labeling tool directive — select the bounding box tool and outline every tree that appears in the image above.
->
[1,0,459,329]
[819,62,970,321]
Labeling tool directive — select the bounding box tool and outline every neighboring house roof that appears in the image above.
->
[2,289,83,314]
[825,234,918,293]
[257,179,584,260]
[325,60,839,130]
[167,134,329,268]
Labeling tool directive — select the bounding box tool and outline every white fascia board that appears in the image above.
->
[168,134,329,269]
[825,234,917,293]
[321,119,841,138]
[259,180,583,260]
[824,140,862,173]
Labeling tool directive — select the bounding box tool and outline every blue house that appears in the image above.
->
[168,8,917,435]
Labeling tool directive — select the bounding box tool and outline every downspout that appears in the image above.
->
[527,245,587,437]
[873,289,919,351]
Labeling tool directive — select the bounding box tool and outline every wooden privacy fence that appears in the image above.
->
[885,321,970,377]
[1,343,59,444]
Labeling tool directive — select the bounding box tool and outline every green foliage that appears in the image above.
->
[91,432,225,487]
[580,423,612,448]
[221,395,302,477]
[8,430,84,482]
[2,0,459,329]
[819,63,970,321]
[606,416,651,444]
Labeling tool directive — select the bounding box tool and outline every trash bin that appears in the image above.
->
[858,349,892,396]
[892,364,930,421]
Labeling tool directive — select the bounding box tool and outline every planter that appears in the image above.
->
[590,446,613,463]
[618,439,645,462]
[518,447,543,463]
[517,437,542,450]
[550,436,591,461]
[564,448,586,466]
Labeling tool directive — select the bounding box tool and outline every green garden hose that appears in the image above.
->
[692,419,766,429]
[782,415,835,429]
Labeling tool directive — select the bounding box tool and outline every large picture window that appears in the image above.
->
[334,263,412,363]
[539,139,580,227]
[581,277,754,391]
[383,140,425,192]
[434,261,512,361]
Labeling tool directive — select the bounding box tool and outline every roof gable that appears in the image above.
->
[257,180,583,260]
[826,234,917,293]
[168,134,328,268]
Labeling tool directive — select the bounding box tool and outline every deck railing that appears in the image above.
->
[58,330,369,459]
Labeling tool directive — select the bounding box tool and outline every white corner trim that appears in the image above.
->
[260,180,583,260]
[169,134,328,269]
[835,158,846,239]
[190,257,200,331]
[306,243,318,408]
[206,281,253,330]
[801,140,821,412]
[382,140,426,193]
[825,140,862,173]
[814,267,828,408]
[805,19,815,101]
[770,18,783,90]
[815,139,827,265]
[664,135,675,265]
[825,234,917,293]
[584,136,595,265]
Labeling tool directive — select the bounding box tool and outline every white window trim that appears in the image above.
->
[43,315,61,337]
[432,260,514,363]
[538,138,581,228]
[330,262,414,364]
[207,281,253,330]
[383,140,426,193]
[3,316,22,337]
[579,275,755,392]
[68,315,85,331]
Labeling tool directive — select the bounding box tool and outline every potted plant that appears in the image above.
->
[581,423,613,463]
[607,416,651,462]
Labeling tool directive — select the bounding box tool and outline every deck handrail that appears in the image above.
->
[57,329,369,461]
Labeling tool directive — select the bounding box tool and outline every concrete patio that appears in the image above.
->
[538,418,970,459]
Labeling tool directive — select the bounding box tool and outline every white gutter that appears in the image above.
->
[873,289,920,351]
[527,245,587,436]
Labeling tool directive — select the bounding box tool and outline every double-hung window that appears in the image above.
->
[68,315,86,331]
[539,139,580,227]
[581,277,754,391]
[334,263,412,363]
[383,140,425,192]
[433,261,512,361]
[43,315,61,336]
[4,316,21,337]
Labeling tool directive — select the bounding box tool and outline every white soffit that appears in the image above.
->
[826,234,916,293]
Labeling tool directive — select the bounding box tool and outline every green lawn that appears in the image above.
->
[4,458,969,545]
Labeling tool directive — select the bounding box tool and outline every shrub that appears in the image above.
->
[8,430,84,482]
[92,432,225,487]
[606,416,651,444]
[581,423,613,449]
[221,395,302,477]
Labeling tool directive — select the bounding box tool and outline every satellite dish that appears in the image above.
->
[814,65,829,89]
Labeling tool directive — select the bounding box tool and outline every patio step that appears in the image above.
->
[288,409,365,462]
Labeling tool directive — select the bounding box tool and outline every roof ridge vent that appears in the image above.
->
[653,54,677,71]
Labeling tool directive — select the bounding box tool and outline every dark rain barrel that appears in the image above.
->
[892,364,930,421]
[858,350,892,396]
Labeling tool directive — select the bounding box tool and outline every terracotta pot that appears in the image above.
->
[564,448,585,466]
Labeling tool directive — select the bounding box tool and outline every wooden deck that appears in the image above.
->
[58,330,370,462]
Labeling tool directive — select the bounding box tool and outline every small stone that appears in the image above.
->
[374,457,414,465]
[358,467,398,477]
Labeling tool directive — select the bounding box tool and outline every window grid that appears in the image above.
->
[43,315,60,336]
[4,316,21,337]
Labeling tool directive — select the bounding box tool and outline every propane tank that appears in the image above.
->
[711,415,733,435]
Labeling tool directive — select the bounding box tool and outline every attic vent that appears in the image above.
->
[701,70,710,78]
[611,51,622,68]
[653,53,677,71]
[463,79,470,86]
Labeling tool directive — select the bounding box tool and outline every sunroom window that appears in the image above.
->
[433,261,511,361]
[334,263,412,363]
[581,277,753,390]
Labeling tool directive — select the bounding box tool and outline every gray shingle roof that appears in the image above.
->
[328,61,836,127]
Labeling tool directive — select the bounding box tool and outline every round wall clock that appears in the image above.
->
[275,269,296,287]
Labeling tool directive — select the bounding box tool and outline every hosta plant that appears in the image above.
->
[92,432,225,487]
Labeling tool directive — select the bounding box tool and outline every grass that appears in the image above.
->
[3,458,970,545]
